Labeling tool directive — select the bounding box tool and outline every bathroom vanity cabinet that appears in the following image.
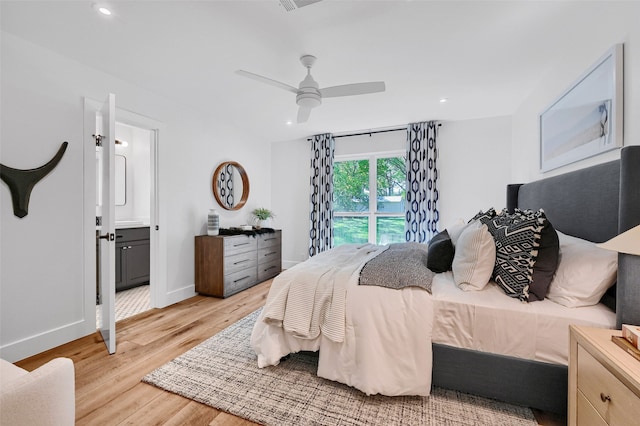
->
[115,227,150,292]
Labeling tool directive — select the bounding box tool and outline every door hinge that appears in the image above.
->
[93,134,104,147]
[96,216,102,226]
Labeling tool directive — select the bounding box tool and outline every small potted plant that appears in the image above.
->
[251,208,275,229]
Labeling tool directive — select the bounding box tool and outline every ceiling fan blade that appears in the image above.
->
[320,81,385,98]
[297,106,312,123]
[235,70,298,94]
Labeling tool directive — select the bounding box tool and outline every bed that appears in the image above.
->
[252,145,640,415]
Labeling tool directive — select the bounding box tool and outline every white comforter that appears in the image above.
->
[250,244,434,396]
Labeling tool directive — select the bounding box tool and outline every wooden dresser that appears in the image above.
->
[569,325,640,425]
[195,230,281,298]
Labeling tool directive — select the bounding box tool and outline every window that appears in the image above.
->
[333,153,406,246]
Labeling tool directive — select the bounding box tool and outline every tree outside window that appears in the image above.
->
[333,154,406,246]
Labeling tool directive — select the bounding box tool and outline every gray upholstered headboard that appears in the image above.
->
[507,146,640,328]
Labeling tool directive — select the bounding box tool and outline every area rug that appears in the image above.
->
[143,309,537,426]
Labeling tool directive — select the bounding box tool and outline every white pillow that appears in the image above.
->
[546,231,618,308]
[447,220,469,246]
[452,221,496,291]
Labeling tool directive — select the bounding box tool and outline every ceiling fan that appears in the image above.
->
[235,55,385,123]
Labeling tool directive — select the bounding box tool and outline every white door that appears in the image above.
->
[95,94,116,354]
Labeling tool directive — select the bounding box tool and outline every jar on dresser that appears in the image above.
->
[194,230,282,298]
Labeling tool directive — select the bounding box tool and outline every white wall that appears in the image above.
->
[438,116,512,224]
[0,33,272,361]
[272,117,512,268]
[271,137,311,267]
[512,1,640,182]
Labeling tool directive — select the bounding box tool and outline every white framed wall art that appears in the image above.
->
[539,44,623,172]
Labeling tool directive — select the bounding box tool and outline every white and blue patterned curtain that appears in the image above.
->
[309,133,335,256]
[406,121,439,242]
[218,163,234,208]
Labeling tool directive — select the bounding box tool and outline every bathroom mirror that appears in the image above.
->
[212,161,249,211]
[115,154,126,206]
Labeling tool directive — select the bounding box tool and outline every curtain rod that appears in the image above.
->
[334,127,405,139]
[307,123,442,141]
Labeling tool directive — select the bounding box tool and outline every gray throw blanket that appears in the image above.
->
[358,242,435,293]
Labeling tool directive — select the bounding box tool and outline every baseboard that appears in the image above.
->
[1,285,197,362]
[158,284,197,308]
[0,319,94,362]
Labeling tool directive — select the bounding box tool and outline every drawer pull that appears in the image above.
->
[263,265,277,272]
[264,251,276,257]
[233,276,251,283]
[264,237,276,241]
[233,242,249,247]
[600,393,611,403]
[233,259,250,265]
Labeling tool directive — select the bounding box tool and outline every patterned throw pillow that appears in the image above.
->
[527,213,559,301]
[469,208,497,224]
[482,209,556,302]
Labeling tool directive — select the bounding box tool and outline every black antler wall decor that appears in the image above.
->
[0,141,68,218]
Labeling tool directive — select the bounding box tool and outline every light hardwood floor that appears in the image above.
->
[16,279,565,425]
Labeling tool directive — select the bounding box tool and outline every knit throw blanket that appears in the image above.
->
[359,242,435,293]
[261,244,386,343]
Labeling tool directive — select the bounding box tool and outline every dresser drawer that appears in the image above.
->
[577,345,640,424]
[258,258,281,282]
[116,226,150,242]
[224,234,257,255]
[577,390,607,426]
[258,232,281,249]
[258,246,281,265]
[224,250,257,275]
[223,268,258,297]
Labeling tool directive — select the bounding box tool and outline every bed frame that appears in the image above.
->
[432,145,640,414]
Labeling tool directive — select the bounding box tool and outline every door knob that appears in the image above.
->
[98,232,115,241]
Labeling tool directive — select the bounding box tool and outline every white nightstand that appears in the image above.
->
[569,325,640,425]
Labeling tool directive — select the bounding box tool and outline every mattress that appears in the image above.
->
[430,272,616,365]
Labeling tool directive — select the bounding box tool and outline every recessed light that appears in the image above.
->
[93,4,112,16]
[286,120,293,126]
[439,98,448,103]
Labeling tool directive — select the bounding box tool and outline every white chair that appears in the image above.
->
[0,357,75,425]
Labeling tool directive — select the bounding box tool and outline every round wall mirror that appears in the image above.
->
[212,161,249,211]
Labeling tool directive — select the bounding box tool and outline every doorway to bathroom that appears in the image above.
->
[89,95,164,354]
[112,121,153,321]
[95,118,157,325]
